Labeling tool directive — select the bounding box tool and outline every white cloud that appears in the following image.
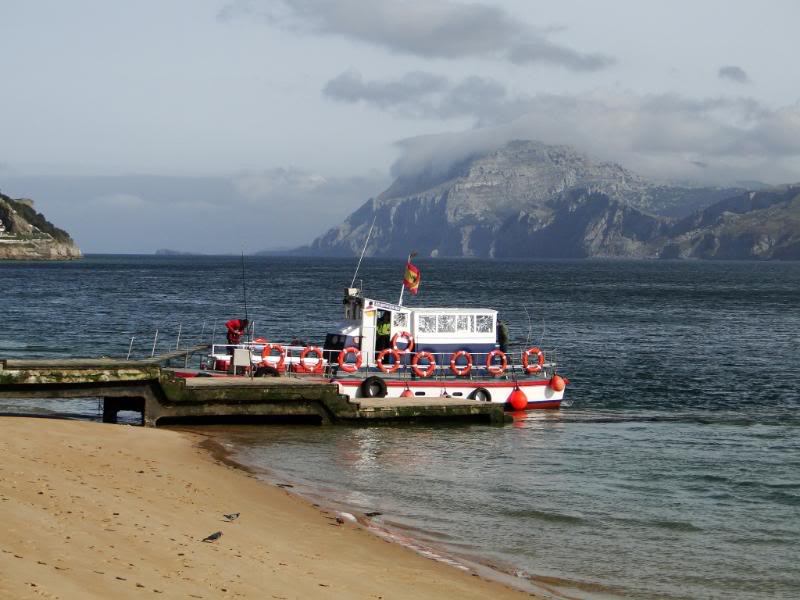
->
[233,168,330,201]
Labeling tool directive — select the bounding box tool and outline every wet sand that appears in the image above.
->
[0,417,538,599]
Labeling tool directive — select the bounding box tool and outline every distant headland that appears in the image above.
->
[0,192,81,260]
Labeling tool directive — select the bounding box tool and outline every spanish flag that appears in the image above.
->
[403,259,421,295]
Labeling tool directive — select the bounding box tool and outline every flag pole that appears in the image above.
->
[398,252,412,306]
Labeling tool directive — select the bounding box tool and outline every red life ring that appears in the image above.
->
[411,351,436,378]
[376,348,401,373]
[485,349,507,376]
[450,350,472,376]
[391,331,415,352]
[260,343,285,369]
[299,346,324,373]
[522,347,545,373]
[337,347,362,373]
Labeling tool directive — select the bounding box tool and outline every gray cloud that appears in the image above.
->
[718,65,750,84]
[507,39,613,70]
[323,70,449,111]
[323,71,800,182]
[220,0,614,71]
[387,90,800,185]
[323,70,530,124]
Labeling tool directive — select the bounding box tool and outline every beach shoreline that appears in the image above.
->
[192,426,597,600]
[0,416,541,599]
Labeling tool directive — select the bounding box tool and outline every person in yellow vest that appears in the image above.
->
[376,312,391,351]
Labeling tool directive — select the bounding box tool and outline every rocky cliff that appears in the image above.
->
[302,140,800,260]
[661,186,800,259]
[0,193,82,260]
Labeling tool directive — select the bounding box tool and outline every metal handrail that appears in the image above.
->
[207,343,557,380]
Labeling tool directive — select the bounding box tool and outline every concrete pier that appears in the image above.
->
[0,354,510,426]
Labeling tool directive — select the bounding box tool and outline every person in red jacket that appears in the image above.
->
[225,318,249,351]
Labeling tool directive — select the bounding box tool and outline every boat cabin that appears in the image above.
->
[323,287,499,365]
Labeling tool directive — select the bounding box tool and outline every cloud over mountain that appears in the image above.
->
[219,0,613,70]
[335,83,800,184]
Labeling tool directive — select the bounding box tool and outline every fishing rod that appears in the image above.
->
[350,215,377,289]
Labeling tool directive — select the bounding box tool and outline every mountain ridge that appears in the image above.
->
[299,140,800,260]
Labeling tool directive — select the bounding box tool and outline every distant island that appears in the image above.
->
[0,192,81,260]
[296,140,800,261]
[154,249,204,256]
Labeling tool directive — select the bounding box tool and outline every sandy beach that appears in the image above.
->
[0,417,537,599]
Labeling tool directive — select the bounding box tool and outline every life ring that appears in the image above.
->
[450,350,472,377]
[522,347,545,373]
[337,346,362,373]
[411,351,436,378]
[485,349,507,376]
[391,331,415,352]
[376,348,401,374]
[299,346,324,373]
[260,343,285,369]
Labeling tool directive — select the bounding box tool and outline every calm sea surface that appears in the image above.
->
[1,256,799,599]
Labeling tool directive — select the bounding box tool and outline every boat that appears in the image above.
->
[204,284,568,411]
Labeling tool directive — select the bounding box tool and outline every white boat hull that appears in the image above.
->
[332,377,565,409]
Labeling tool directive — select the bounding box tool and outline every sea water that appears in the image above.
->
[1,256,799,599]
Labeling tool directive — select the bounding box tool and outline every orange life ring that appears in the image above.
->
[253,337,268,344]
[260,343,285,369]
[337,346,362,373]
[411,351,436,378]
[391,331,415,352]
[376,348,401,374]
[486,349,507,376]
[450,350,472,377]
[299,346,324,374]
[522,347,545,373]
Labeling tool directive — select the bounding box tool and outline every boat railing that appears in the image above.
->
[208,343,557,380]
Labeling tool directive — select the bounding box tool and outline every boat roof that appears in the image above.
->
[362,297,496,315]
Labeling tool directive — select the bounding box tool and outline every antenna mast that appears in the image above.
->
[350,215,376,289]
[241,251,249,341]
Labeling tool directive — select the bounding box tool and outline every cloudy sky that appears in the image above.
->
[1,0,799,252]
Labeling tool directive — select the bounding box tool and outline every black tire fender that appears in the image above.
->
[360,375,388,398]
[468,387,492,402]
[254,365,280,378]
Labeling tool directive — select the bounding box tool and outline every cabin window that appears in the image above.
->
[457,315,474,333]
[437,314,456,333]
[476,314,494,333]
[393,312,409,329]
[419,315,437,333]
